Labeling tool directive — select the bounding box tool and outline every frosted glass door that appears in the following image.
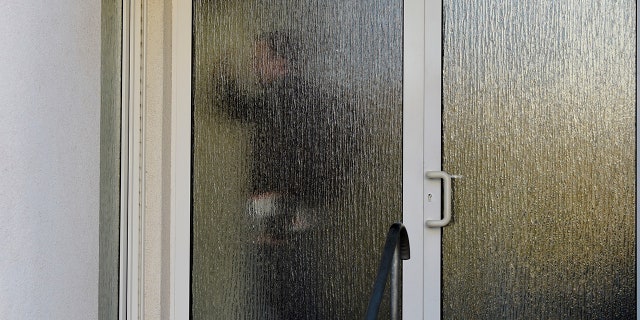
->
[190,1,405,318]
[441,1,636,318]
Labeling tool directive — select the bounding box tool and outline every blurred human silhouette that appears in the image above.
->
[219,31,357,319]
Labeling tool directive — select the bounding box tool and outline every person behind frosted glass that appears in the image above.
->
[219,31,357,319]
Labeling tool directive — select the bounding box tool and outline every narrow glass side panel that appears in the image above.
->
[442,1,636,318]
[191,0,403,318]
[99,0,122,318]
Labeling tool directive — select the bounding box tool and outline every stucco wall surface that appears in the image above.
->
[0,1,101,319]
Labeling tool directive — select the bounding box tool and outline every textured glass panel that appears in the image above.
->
[443,1,636,318]
[191,1,402,319]
[99,0,122,318]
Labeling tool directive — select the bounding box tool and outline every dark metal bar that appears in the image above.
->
[390,243,400,320]
[365,222,410,320]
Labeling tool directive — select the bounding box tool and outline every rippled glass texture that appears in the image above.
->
[99,0,122,318]
[191,1,402,318]
[442,1,636,318]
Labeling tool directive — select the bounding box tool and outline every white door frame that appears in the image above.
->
[128,0,640,319]
[421,0,444,318]
[168,0,439,318]
[171,0,192,317]
[406,0,443,318]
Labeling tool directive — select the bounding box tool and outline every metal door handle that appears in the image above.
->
[425,171,459,228]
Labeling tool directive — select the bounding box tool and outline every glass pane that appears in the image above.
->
[99,0,122,318]
[443,1,636,318]
[191,1,402,318]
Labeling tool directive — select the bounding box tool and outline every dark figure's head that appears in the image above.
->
[253,31,300,85]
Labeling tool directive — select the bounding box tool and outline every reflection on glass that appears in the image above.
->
[192,0,402,318]
[443,0,636,318]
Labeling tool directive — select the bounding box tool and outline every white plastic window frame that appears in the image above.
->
[171,0,192,317]
[120,0,145,319]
